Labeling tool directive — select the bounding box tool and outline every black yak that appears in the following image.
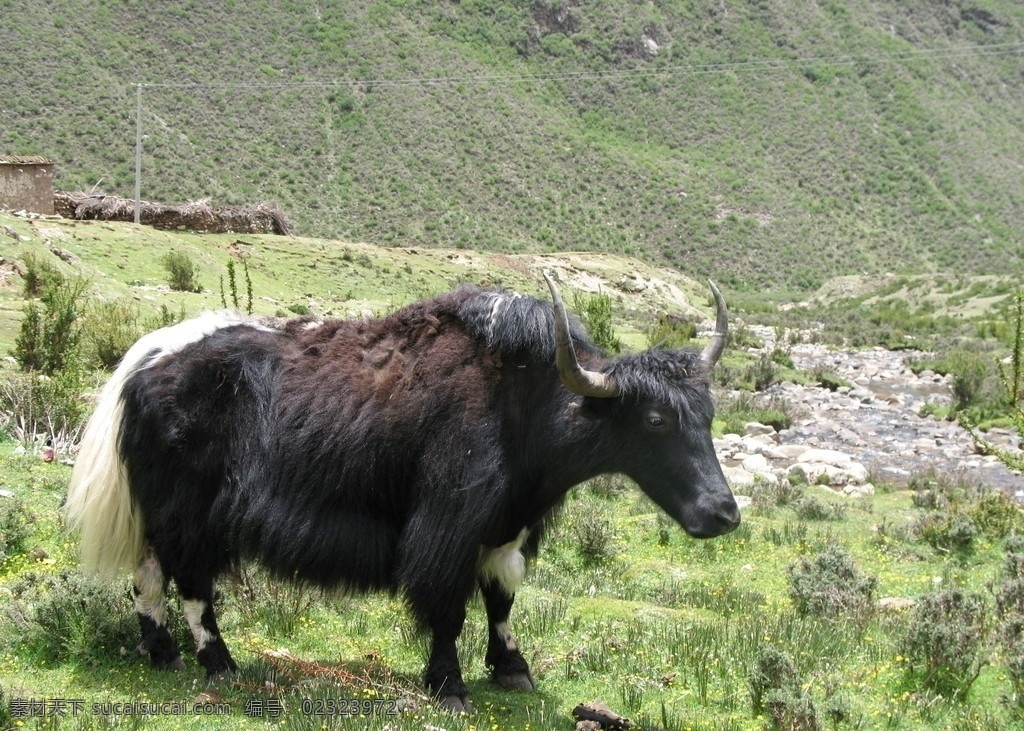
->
[65,273,739,711]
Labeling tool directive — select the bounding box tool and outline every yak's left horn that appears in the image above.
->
[544,273,621,398]
[699,280,728,369]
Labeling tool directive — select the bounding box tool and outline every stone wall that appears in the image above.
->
[0,156,55,215]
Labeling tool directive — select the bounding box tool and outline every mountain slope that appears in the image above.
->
[2,0,1023,290]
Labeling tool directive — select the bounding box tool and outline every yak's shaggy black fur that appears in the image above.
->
[69,284,739,709]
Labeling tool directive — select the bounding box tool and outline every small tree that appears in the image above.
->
[13,273,88,375]
[572,289,621,354]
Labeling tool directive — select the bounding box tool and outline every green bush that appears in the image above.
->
[162,250,202,293]
[916,510,979,561]
[574,514,618,567]
[646,314,697,349]
[20,251,63,297]
[85,299,142,369]
[573,289,621,354]
[0,367,92,453]
[748,647,822,730]
[0,497,29,565]
[792,495,847,522]
[787,544,876,618]
[717,391,795,435]
[899,588,987,700]
[2,571,138,664]
[13,274,89,375]
[997,533,1024,709]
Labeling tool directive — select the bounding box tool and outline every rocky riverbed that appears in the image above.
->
[716,341,1024,499]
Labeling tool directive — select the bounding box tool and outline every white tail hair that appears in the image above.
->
[65,311,252,575]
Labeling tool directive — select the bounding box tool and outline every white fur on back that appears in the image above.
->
[65,311,254,575]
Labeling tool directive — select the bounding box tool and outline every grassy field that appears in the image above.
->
[1,213,1023,729]
[2,443,1023,730]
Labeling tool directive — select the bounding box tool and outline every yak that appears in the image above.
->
[65,273,739,711]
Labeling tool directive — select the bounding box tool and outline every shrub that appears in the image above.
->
[574,514,618,567]
[221,258,255,313]
[899,588,987,700]
[2,571,138,664]
[162,250,202,293]
[916,510,979,561]
[0,496,29,565]
[0,367,92,453]
[749,480,805,511]
[227,566,318,637]
[748,647,822,730]
[717,391,796,435]
[85,299,141,369]
[964,291,1024,471]
[13,274,89,375]
[996,533,1024,708]
[787,544,876,618]
[646,314,696,349]
[792,495,847,522]
[20,251,62,297]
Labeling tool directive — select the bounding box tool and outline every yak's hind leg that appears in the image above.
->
[479,528,535,691]
[174,573,237,681]
[133,547,184,670]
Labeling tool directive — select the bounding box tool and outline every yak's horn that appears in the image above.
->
[544,272,621,398]
[699,280,728,369]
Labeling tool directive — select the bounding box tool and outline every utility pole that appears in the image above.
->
[134,83,142,224]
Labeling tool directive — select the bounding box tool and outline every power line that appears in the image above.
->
[128,41,1024,89]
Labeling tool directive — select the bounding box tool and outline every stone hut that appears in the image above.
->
[0,155,55,215]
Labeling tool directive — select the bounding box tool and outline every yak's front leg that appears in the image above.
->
[479,527,535,691]
[423,603,473,713]
[479,578,535,690]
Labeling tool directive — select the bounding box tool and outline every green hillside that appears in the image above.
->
[2,0,1024,290]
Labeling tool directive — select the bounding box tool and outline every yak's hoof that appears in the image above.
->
[164,656,187,672]
[495,671,536,691]
[438,695,474,714]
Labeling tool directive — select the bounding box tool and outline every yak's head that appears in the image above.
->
[545,274,740,539]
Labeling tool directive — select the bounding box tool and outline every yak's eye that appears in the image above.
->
[644,410,670,431]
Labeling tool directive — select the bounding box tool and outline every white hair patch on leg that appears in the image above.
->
[495,621,519,651]
[479,527,529,594]
[133,548,168,627]
[183,599,215,652]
